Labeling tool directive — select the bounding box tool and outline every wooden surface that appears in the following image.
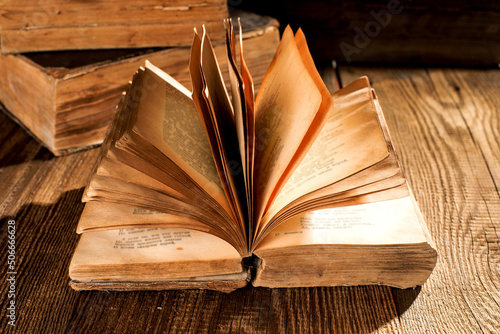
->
[1,66,499,333]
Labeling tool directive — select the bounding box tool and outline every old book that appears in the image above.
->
[69,22,437,292]
[0,10,279,156]
[0,0,228,53]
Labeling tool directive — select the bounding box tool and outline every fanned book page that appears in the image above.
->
[70,228,243,281]
[69,20,436,292]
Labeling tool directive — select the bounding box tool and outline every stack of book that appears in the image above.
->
[0,2,280,155]
[1,2,437,292]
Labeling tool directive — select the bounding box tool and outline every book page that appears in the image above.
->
[262,77,390,232]
[130,64,231,215]
[225,19,256,235]
[189,28,248,234]
[199,29,248,229]
[262,157,402,228]
[75,201,249,255]
[253,26,326,224]
[95,154,188,202]
[84,173,244,240]
[238,16,256,194]
[77,201,206,231]
[255,196,428,252]
[266,29,334,215]
[69,227,243,281]
[265,179,409,231]
[238,18,256,240]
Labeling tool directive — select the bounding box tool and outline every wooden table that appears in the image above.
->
[1,66,499,333]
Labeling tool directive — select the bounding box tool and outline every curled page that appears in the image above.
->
[252,26,333,236]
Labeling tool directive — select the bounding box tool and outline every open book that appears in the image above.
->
[69,21,437,292]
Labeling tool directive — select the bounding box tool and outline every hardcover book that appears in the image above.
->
[69,21,437,292]
[0,11,279,155]
[0,0,228,53]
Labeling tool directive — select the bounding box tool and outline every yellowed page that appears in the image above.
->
[255,196,428,252]
[225,19,247,185]
[265,29,334,217]
[262,77,389,233]
[85,175,190,208]
[131,63,231,216]
[253,26,323,223]
[238,18,256,237]
[84,173,237,233]
[96,155,188,202]
[238,17,256,200]
[199,29,247,229]
[75,201,249,254]
[190,28,247,235]
[189,31,239,224]
[76,201,210,233]
[69,227,243,281]
[264,177,409,232]
[262,157,402,227]
[225,19,256,230]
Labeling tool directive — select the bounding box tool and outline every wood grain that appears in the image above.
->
[0,1,227,29]
[340,67,500,333]
[0,71,402,333]
[0,54,55,149]
[1,20,227,54]
[0,13,280,155]
[0,0,228,53]
[2,66,498,333]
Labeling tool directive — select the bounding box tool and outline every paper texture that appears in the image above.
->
[256,196,428,251]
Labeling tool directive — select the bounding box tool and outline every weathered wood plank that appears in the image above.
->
[0,67,405,333]
[8,65,497,333]
[0,109,53,217]
[339,67,500,333]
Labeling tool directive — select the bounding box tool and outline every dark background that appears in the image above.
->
[235,0,500,66]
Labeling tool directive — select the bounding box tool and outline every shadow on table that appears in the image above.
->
[391,286,423,316]
[0,188,85,333]
[0,106,54,169]
[0,187,421,333]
